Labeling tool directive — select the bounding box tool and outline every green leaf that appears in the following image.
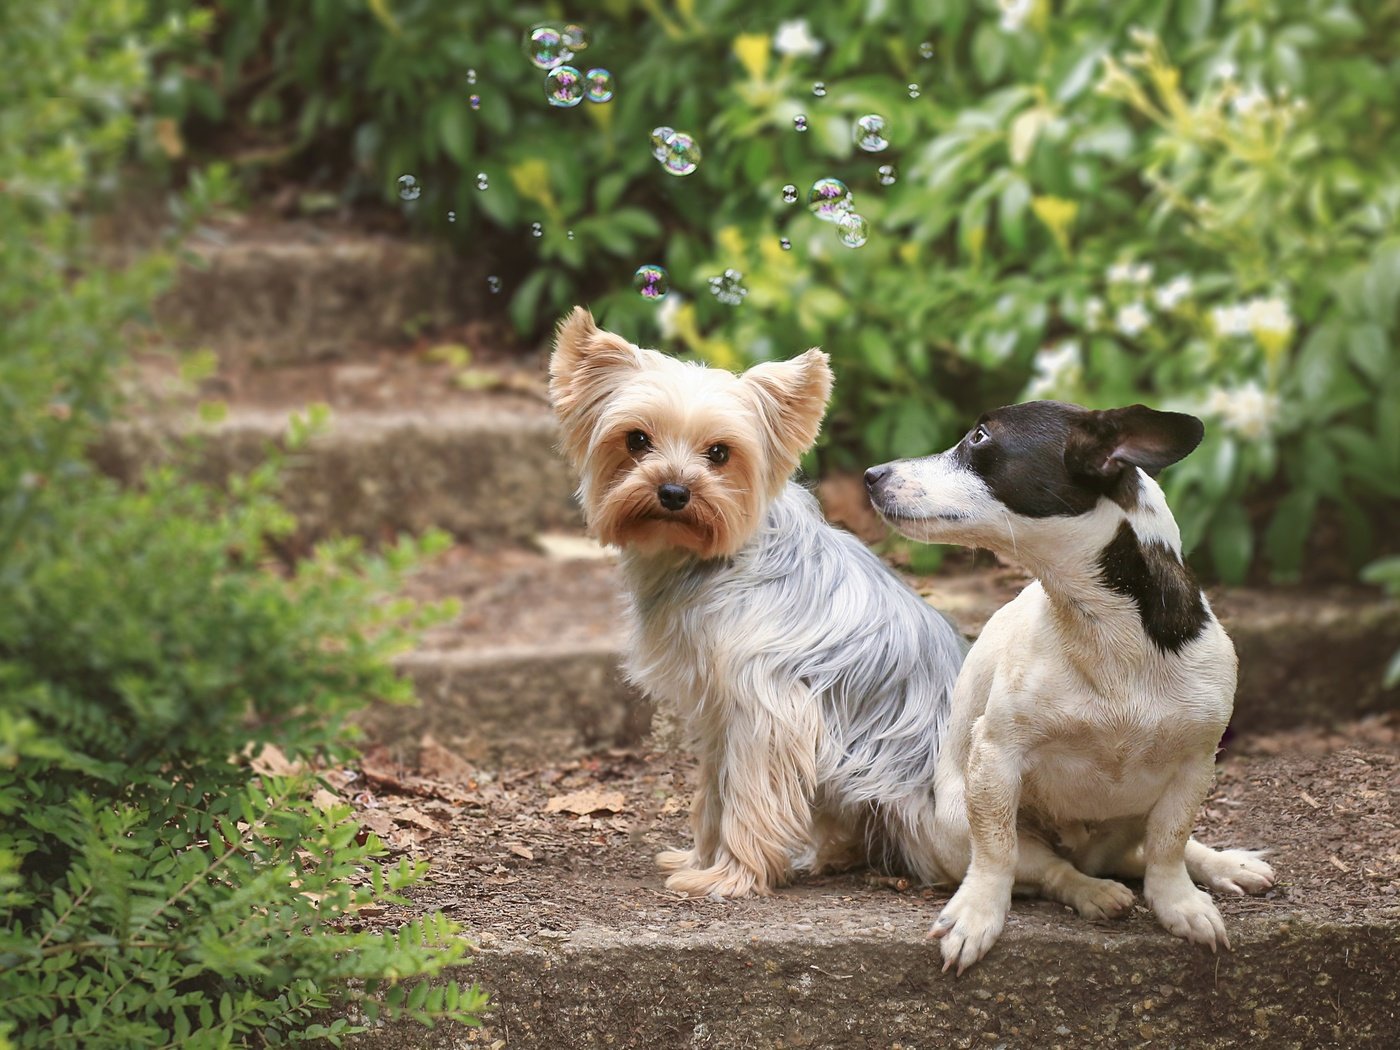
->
[1346,323,1390,383]
[1208,502,1254,584]
[1263,489,1317,580]
[1176,0,1216,39]
[971,23,1007,83]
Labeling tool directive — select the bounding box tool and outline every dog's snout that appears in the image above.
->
[864,464,893,491]
[657,483,691,512]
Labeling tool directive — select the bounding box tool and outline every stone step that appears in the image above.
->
[365,547,1400,764]
[153,221,481,369]
[342,732,1400,1048]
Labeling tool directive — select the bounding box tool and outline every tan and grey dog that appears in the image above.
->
[866,401,1275,973]
[549,307,967,898]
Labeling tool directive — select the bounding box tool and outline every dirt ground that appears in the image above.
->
[308,716,1400,948]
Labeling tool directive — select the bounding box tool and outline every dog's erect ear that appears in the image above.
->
[742,349,834,481]
[1066,404,1205,480]
[549,307,642,461]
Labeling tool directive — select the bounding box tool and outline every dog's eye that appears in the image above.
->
[626,430,651,454]
[969,425,990,446]
[705,444,729,466]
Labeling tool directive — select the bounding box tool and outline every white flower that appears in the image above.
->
[1107,261,1153,285]
[1231,84,1269,118]
[1214,61,1238,82]
[656,293,684,338]
[1154,275,1193,311]
[1084,296,1105,328]
[1246,296,1293,337]
[998,0,1033,32]
[1131,262,1155,284]
[1210,303,1251,337]
[1025,340,1081,398]
[1207,381,1279,440]
[773,19,823,57]
[1116,302,1151,337]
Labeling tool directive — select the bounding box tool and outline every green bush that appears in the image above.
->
[151,0,1399,583]
[1,2,483,1044]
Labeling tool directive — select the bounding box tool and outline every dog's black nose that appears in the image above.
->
[657,483,691,511]
[864,464,892,491]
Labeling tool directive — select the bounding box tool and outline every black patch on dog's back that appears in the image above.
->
[1097,520,1208,653]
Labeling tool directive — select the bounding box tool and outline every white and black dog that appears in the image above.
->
[866,400,1275,973]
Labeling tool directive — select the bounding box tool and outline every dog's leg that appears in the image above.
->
[655,746,722,874]
[930,723,1019,974]
[1095,836,1275,897]
[1142,758,1230,951]
[1019,835,1136,920]
[663,688,818,899]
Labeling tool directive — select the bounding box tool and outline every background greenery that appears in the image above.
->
[1,3,482,1044]
[149,0,1400,583]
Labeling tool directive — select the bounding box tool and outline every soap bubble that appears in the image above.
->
[584,68,614,103]
[877,164,898,186]
[812,81,827,97]
[782,184,798,204]
[545,65,585,107]
[469,94,481,110]
[793,114,809,132]
[650,126,675,161]
[708,268,749,306]
[907,83,921,99]
[448,210,456,222]
[836,212,869,248]
[523,26,566,69]
[476,172,489,191]
[854,113,889,152]
[633,264,669,300]
[562,24,589,51]
[488,275,502,294]
[467,68,478,84]
[396,174,421,201]
[807,177,853,222]
[530,222,544,238]
[780,237,792,251]
[661,131,701,176]
[919,41,935,59]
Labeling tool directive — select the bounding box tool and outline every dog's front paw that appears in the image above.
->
[1193,848,1275,896]
[1148,882,1230,951]
[655,849,698,874]
[1066,875,1135,920]
[665,859,765,899]
[929,883,1009,975]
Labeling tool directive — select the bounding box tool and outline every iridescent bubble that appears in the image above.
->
[633,264,669,301]
[567,230,575,240]
[854,113,889,152]
[469,94,482,110]
[530,222,544,238]
[907,83,921,99]
[877,164,898,186]
[793,114,809,132]
[488,275,502,294]
[467,68,478,84]
[448,210,457,223]
[708,268,748,306]
[780,237,792,251]
[807,177,854,222]
[650,126,675,161]
[584,68,614,103]
[836,212,869,248]
[523,26,566,69]
[782,184,799,204]
[661,131,701,176]
[562,24,589,52]
[812,81,827,97]
[919,41,935,59]
[545,65,585,107]
[476,172,489,191]
[396,174,421,201]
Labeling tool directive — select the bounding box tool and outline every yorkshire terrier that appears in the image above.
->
[549,307,967,898]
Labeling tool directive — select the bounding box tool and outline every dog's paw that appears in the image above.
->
[1148,882,1230,951]
[1065,875,1135,920]
[665,861,765,900]
[1192,848,1275,896]
[655,849,698,874]
[929,884,1009,975]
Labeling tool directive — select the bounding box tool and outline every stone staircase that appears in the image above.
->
[109,221,1400,1048]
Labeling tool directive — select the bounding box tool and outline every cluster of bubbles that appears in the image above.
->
[633,264,669,301]
[650,126,702,177]
[806,178,868,248]
[524,23,613,109]
[708,269,749,306]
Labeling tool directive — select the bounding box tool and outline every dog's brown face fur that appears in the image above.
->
[549,307,832,559]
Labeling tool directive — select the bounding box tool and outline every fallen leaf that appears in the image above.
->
[394,806,446,834]
[418,733,475,783]
[545,787,627,816]
[312,789,342,811]
[1328,855,1351,873]
[1299,791,1321,809]
[248,743,304,778]
[506,843,534,860]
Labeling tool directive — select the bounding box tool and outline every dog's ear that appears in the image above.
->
[1066,404,1204,480]
[549,307,642,462]
[742,349,834,479]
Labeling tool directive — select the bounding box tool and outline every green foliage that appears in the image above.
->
[149,0,1400,584]
[1,2,483,1044]
[1361,556,1400,688]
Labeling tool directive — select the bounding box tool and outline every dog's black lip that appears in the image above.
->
[870,499,967,525]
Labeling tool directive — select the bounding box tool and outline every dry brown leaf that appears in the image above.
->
[545,787,627,816]
[418,733,475,783]
[506,843,534,860]
[312,789,342,811]
[248,743,304,778]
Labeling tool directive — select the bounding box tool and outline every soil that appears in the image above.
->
[315,718,1400,948]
